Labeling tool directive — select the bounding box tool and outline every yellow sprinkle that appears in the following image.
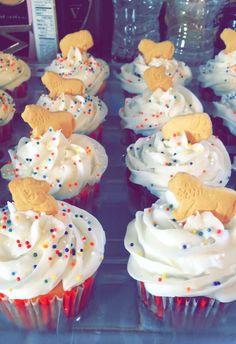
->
[43,241,49,249]
[76,275,81,282]
[9,288,13,292]
[51,274,57,280]
[191,229,197,234]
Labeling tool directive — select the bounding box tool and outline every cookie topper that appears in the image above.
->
[162,113,213,144]
[42,71,85,97]
[143,66,173,92]
[59,30,94,58]
[21,105,75,138]
[9,177,58,215]
[168,173,236,224]
[138,39,175,64]
[220,28,236,54]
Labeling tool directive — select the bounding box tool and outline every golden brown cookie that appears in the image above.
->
[138,39,175,64]
[168,173,236,224]
[9,177,58,215]
[162,113,213,144]
[42,71,85,97]
[220,28,236,54]
[59,30,94,58]
[21,105,75,138]
[143,66,173,92]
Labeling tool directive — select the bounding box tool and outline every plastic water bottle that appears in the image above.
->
[112,0,163,63]
[165,0,225,67]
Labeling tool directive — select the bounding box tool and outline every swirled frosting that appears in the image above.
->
[119,86,203,136]
[37,93,108,135]
[214,92,236,135]
[1,130,108,200]
[47,48,110,96]
[0,52,31,91]
[0,201,105,299]
[118,54,192,94]
[125,198,236,302]
[0,90,15,125]
[198,50,236,96]
[126,132,231,196]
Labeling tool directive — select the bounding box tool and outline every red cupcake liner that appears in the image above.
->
[89,124,104,142]
[64,183,100,209]
[121,128,143,146]
[123,90,137,98]
[0,121,12,142]
[137,281,225,328]
[126,169,158,211]
[0,276,94,330]
[7,82,28,99]
[198,85,221,102]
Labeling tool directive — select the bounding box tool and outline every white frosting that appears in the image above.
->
[126,132,231,197]
[125,198,236,302]
[0,90,15,125]
[0,53,31,91]
[213,92,236,135]
[0,201,105,299]
[118,54,192,94]
[198,50,236,96]
[37,93,108,135]
[119,86,203,136]
[47,47,110,96]
[1,130,108,200]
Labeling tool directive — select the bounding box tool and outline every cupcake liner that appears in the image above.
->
[123,90,138,98]
[121,128,143,147]
[198,86,221,102]
[89,124,104,142]
[126,170,158,211]
[7,82,28,99]
[0,121,12,142]
[137,281,225,329]
[64,183,100,209]
[0,276,94,330]
[212,117,236,145]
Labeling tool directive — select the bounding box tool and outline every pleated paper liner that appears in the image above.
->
[137,281,229,329]
[0,276,94,330]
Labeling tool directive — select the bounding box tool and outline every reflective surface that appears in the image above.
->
[0,63,235,343]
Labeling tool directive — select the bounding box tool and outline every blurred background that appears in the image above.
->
[0,0,236,64]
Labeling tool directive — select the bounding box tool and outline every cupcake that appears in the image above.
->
[213,92,236,136]
[0,177,106,329]
[198,28,236,101]
[47,30,109,96]
[124,172,236,326]
[119,66,203,143]
[0,52,31,98]
[0,89,15,142]
[37,71,108,141]
[1,105,108,207]
[118,39,192,97]
[126,113,231,198]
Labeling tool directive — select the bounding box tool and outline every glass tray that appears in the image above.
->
[0,63,235,344]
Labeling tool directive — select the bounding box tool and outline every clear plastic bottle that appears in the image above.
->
[112,0,163,63]
[165,0,225,67]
